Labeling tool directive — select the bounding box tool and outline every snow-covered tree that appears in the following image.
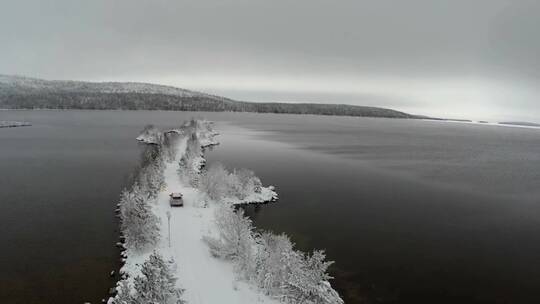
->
[162,132,182,162]
[111,253,185,304]
[281,250,336,304]
[132,252,185,304]
[199,163,264,201]
[185,133,202,165]
[202,205,260,280]
[138,155,165,197]
[199,163,230,201]
[176,132,203,187]
[119,184,160,252]
[110,280,133,304]
[232,168,262,199]
[202,204,343,304]
[177,155,195,186]
[255,232,296,296]
[253,178,263,193]
[203,205,256,260]
[226,172,243,199]
[137,124,162,144]
[255,233,341,304]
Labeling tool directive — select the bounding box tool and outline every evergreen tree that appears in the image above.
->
[120,184,160,252]
[132,253,185,304]
[110,280,133,304]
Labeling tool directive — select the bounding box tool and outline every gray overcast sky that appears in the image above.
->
[1,0,539,121]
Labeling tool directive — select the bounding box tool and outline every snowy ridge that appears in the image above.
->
[0,74,218,99]
[1,74,416,119]
[110,120,341,304]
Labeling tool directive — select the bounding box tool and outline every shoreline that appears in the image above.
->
[421,118,540,130]
[3,108,540,131]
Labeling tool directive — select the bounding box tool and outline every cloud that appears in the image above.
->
[0,0,539,121]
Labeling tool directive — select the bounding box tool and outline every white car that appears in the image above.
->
[169,192,184,207]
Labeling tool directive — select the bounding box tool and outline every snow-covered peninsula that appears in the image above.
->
[109,119,342,304]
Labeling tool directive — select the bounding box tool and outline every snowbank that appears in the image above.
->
[0,120,31,128]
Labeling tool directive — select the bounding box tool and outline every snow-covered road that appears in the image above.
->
[127,137,280,304]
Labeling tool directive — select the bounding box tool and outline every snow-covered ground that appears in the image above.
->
[113,128,279,304]
[0,120,31,128]
[152,141,279,303]
[135,126,162,144]
[423,118,540,130]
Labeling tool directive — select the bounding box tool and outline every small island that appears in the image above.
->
[0,121,31,128]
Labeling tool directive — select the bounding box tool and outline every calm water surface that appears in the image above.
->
[1,111,540,304]
[208,115,540,304]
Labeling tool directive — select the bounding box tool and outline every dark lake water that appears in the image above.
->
[1,110,540,304]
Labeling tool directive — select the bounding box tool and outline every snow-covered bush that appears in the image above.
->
[177,156,196,187]
[255,232,295,295]
[162,132,182,162]
[136,124,162,144]
[110,280,132,304]
[118,144,164,252]
[119,184,160,252]
[137,154,165,197]
[232,168,263,198]
[199,163,263,201]
[185,133,202,166]
[175,119,218,189]
[255,233,341,304]
[199,163,230,201]
[176,132,203,187]
[204,205,343,304]
[282,250,336,304]
[203,204,256,260]
[133,253,185,304]
[257,235,341,304]
[112,252,185,304]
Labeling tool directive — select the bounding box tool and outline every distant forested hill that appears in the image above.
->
[0,75,417,119]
